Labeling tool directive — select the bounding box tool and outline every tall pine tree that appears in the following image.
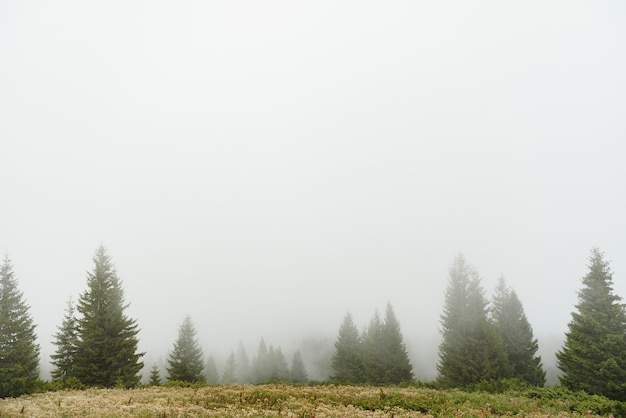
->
[166,315,205,383]
[437,254,511,387]
[73,246,144,388]
[331,312,364,383]
[380,303,413,384]
[0,255,40,398]
[556,249,626,400]
[492,277,545,386]
[50,297,78,383]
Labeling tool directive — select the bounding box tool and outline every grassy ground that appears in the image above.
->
[0,384,622,417]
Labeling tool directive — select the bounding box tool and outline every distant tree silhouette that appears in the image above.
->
[166,315,205,383]
[205,355,220,384]
[556,249,626,400]
[235,341,251,383]
[268,345,290,382]
[221,352,238,384]
[0,255,40,397]
[73,246,144,388]
[362,310,385,384]
[379,303,413,384]
[251,338,271,383]
[290,349,308,383]
[492,277,545,386]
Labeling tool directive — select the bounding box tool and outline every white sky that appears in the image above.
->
[1,1,625,382]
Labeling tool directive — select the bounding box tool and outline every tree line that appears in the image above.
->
[1,246,625,402]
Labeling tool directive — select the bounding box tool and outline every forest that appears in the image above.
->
[1,246,625,406]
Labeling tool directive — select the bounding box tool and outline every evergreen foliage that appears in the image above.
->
[267,345,290,382]
[331,312,364,383]
[166,315,205,383]
[0,255,40,398]
[251,338,271,383]
[235,341,251,383]
[205,355,220,384]
[556,248,626,400]
[437,254,511,387]
[290,349,308,383]
[362,310,386,384]
[221,352,238,384]
[492,277,545,386]
[50,297,79,383]
[379,303,413,384]
[148,363,161,386]
[73,246,144,388]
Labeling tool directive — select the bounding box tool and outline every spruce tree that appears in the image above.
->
[380,303,413,384]
[0,255,40,398]
[166,315,205,383]
[362,310,386,384]
[148,363,161,386]
[205,355,220,384]
[290,349,308,383]
[556,249,626,400]
[50,297,78,383]
[221,352,238,384]
[268,345,290,382]
[235,341,251,383]
[492,277,545,386]
[251,338,271,383]
[437,254,511,387]
[331,312,364,383]
[73,246,144,388]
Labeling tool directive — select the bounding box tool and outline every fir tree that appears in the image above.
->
[362,310,386,384]
[331,312,364,383]
[50,297,78,383]
[221,352,238,384]
[235,341,251,383]
[556,249,626,400]
[437,254,511,387]
[380,302,413,384]
[205,355,220,384]
[268,345,290,382]
[148,363,161,386]
[251,338,271,384]
[73,246,144,388]
[290,349,308,383]
[0,255,40,398]
[492,277,545,386]
[166,315,205,383]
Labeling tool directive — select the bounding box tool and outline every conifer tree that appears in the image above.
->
[148,363,161,386]
[331,312,364,383]
[50,297,78,383]
[235,341,251,383]
[362,310,386,384]
[437,254,511,387]
[556,249,626,400]
[0,256,40,398]
[251,338,271,383]
[73,246,143,387]
[205,355,220,384]
[290,349,308,383]
[221,352,238,384]
[380,303,413,384]
[492,277,545,386]
[268,345,290,382]
[166,315,205,383]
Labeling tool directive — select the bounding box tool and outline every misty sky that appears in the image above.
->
[1,1,626,381]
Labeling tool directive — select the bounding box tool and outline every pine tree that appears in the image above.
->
[290,349,308,383]
[556,249,626,400]
[148,363,161,386]
[380,303,413,384]
[0,255,40,398]
[251,338,271,384]
[166,315,205,383]
[331,312,364,383]
[205,355,220,384]
[492,277,545,386]
[50,297,79,383]
[235,341,251,383]
[73,246,143,388]
[268,345,290,382]
[221,352,238,384]
[437,254,511,387]
[362,310,386,384]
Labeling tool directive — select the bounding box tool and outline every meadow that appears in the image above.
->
[1,384,624,417]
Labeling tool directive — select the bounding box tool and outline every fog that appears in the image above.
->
[1,1,625,385]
